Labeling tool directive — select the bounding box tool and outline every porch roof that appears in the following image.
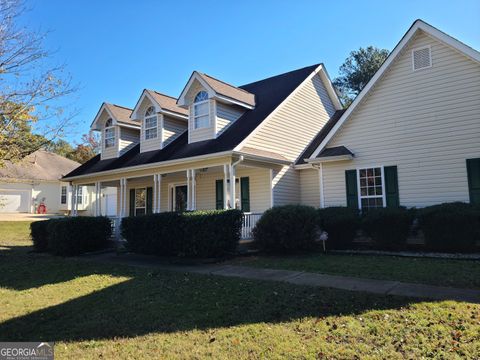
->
[64,64,318,180]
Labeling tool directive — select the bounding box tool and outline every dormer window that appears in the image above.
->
[144,106,157,140]
[104,118,115,148]
[193,91,209,129]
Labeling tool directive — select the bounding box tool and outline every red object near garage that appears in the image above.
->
[37,203,47,214]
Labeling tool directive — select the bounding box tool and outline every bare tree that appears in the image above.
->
[0,0,77,165]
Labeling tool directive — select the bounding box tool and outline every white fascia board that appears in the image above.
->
[177,71,216,107]
[213,94,255,110]
[117,122,141,130]
[131,90,162,120]
[159,109,188,120]
[307,155,353,164]
[309,20,480,160]
[317,65,343,111]
[62,150,234,182]
[232,151,292,166]
[90,103,113,130]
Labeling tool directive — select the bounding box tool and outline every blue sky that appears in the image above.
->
[24,0,480,144]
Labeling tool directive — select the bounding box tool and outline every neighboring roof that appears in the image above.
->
[105,103,138,126]
[0,150,81,181]
[309,19,480,160]
[64,64,321,179]
[198,72,256,107]
[314,146,353,158]
[295,109,346,165]
[145,90,189,116]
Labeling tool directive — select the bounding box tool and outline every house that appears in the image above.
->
[0,150,92,214]
[63,19,480,238]
[297,20,480,210]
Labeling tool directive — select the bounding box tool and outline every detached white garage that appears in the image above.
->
[0,150,82,214]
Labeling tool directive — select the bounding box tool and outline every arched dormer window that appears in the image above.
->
[104,118,115,148]
[144,106,157,140]
[193,91,209,129]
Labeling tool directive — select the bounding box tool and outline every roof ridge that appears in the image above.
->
[199,72,253,95]
[146,89,179,101]
[240,63,321,88]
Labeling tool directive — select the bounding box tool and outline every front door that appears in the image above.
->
[174,185,188,212]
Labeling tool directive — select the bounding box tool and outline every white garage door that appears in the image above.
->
[0,190,30,213]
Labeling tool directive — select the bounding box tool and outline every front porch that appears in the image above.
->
[70,158,278,240]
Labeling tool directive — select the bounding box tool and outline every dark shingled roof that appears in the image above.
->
[315,145,353,158]
[64,64,320,179]
[295,109,346,165]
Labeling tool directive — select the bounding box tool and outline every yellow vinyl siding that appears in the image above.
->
[119,127,140,155]
[216,102,244,136]
[323,31,480,208]
[272,165,300,206]
[189,99,215,143]
[299,168,320,208]
[140,114,161,153]
[101,126,119,160]
[243,74,336,162]
[163,116,187,147]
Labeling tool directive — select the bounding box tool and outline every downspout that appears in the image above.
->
[310,162,325,209]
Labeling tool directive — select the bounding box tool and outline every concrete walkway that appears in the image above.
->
[85,252,480,304]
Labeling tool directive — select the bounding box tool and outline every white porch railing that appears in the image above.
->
[241,212,262,240]
[108,216,122,241]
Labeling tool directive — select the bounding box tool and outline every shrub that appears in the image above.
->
[419,202,480,253]
[30,220,50,252]
[362,207,413,250]
[121,210,243,258]
[47,217,112,256]
[317,207,360,249]
[253,205,319,253]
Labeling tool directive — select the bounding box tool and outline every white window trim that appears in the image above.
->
[134,187,147,215]
[356,166,386,210]
[104,126,115,148]
[168,182,187,211]
[411,45,432,72]
[144,110,158,140]
[193,99,210,130]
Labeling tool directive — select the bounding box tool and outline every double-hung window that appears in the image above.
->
[358,167,385,210]
[77,186,83,205]
[144,106,157,140]
[135,188,146,216]
[193,91,209,129]
[60,186,67,204]
[104,118,115,148]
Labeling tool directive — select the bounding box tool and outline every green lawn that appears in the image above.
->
[0,221,479,359]
[234,253,480,289]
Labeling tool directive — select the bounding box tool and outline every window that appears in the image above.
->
[144,106,157,140]
[60,186,67,204]
[104,118,115,148]
[193,91,209,129]
[358,167,384,210]
[412,46,432,71]
[135,188,146,216]
[77,186,83,205]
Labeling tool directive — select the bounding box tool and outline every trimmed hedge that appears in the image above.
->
[46,217,112,256]
[253,205,319,253]
[121,210,243,258]
[419,202,480,253]
[30,220,50,252]
[362,207,413,250]
[317,207,360,249]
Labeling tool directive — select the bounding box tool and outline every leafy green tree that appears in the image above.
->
[46,139,74,158]
[0,0,76,165]
[333,46,389,106]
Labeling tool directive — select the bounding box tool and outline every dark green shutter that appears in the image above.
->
[215,180,224,210]
[384,166,400,207]
[129,189,135,217]
[146,187,153,214]
[345,170,359,209]
[467,158,480,205]
[240,177,250,212]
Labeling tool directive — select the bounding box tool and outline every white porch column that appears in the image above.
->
[94,182,101,216]
[74,185,79,216]
[223,164,229,209]
[191,169,196,210]
[71,184,77,216]
[229,164,236,209]
[153,174,162,213]
[120,178,127,217]
[186,169,191,210]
